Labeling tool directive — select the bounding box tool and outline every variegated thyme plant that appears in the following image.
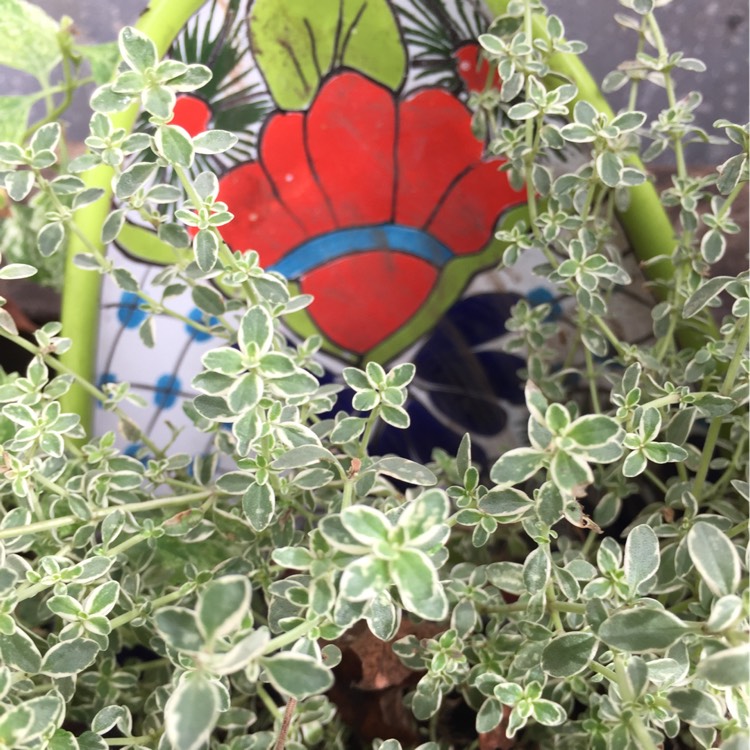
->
[0,0,747,749]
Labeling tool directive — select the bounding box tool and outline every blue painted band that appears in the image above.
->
[270,224,454,277]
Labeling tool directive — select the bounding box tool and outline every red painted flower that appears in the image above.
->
[217,71,524,357]
[453,43,501,93]
[170,94,212,137]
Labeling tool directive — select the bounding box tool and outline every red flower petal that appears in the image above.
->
[218,163,306,267]
[453,44,501,93]
[259,112,336,237]
[300,251,437,355]
[170,95,211,137]
[426,161,525,254]
[395,88,482,228]
[306,72,396,227]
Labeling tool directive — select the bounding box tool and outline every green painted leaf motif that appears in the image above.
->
[249,0,406,110]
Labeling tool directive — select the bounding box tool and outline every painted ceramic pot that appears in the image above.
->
[87,0,654,463]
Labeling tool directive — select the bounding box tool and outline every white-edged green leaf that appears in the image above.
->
[542,632,597,677]
[687,522,741,597]
[271,445,333,470]
[242,482,275,532]
[193,130,238,154]
[239,306,273,355]
[550,450,592,493]
[479,487,534,522]
[91,705,132,736]
[399,489,449,545]
[197,575,251,641]
[0,263,36,280]
[374,456,436,486]
[531,699,567,726]
[341,506,392,545]
[706,594,743,632]
[392,549,447,621]
[683,276,734,318]
[490,448,545,486]
[41,639,99,676]
[624,524,659,594]
[194,229,218,272]
[599,607,687,652]
[260,653,334,698]
[119,26,157,72]
[597,151,622,187]
[5,170,34,201]
[164,673,220,750]
[0,629,42,673]
[84,580,119,617]
[696,644,750,687]
[154,607,203,652]
[523,546,551,592]
[340,556,389,600]
[330,416,366,444]
[155,124,194,168]
[476,698,504,733]
[668,689,724,727]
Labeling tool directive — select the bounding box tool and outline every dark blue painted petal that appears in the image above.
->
[414,322,515,405]
[372,399,465,465]
[526,286,563,320]
[429,388,508,436]
[474,350,526,405]
[441,292,522,347]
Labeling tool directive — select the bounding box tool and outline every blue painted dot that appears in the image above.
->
[96,373,117,408]
[117,292,148,328]
[527,286,562,321]
[185,308,219,342]
[98,372,117,388]
[124,443,150,466]
[154,374,182,410]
